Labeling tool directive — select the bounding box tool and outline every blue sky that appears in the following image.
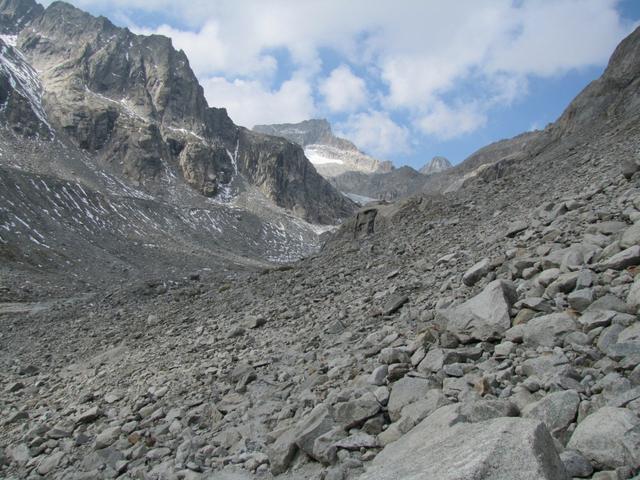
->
[49,0,640,169]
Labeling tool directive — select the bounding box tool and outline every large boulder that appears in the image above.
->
[522,312,578,347]
[387,377,433,422]
[522,390,580,439]
[292,404,335,461]
[439,280,517,342]
[597,245,640,271]
[567,407,640,470]
[361,406,567,480]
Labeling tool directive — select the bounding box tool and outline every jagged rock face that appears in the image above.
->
[238,129,355,223]
[0,38,50,138]
[0,0,41,34]
[254,119,393,178]
[5,0,353,223]
[420,156,452,175]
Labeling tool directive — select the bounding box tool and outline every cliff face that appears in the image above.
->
[7,1,353,223]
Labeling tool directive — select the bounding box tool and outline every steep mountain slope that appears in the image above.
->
[254,119,393,178]
[2,24,640,480]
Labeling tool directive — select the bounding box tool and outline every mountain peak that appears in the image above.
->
[420,156,452,175]
[253,118,393,178]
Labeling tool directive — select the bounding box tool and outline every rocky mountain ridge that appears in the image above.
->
[3,0,354,225]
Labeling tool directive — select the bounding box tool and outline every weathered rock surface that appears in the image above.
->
[361,410,567,480]
[439,280,517,342]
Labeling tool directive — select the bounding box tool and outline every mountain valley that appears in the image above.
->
[2,1,640,480]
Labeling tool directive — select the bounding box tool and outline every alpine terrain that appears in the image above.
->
[2,1,640,480]
[0,0,356,296]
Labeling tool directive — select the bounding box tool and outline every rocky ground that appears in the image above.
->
[2,119,640,479]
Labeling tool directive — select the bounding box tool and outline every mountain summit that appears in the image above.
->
[254,119,393,178]
[420,156,452,175]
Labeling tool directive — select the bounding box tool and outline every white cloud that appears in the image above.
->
[202,75,315,128]
[58,0,637,151]
[338,111,410,158]
[319,65,368,113]
[416,102,487,141]
[488,0,630,77]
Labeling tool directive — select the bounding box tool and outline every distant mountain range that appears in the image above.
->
[254,119,454,203]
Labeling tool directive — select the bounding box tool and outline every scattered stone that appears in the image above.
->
[462,258,491,287]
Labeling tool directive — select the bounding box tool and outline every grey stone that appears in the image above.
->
[383,295,409,315]
[439,280,517,342]
[293,404,335,460]
[522,390,580,438]
[597,245,640,271]
[387,377,432,422]
[620,224,640,249]
[585,294,631,314]
[626,276,640,312]
[522,312,578,347]
[578,310,615,331]
[506,221,528,238]
[36,451,65,476]
[94,426,121,449]
[266,428,297,475]
[379,347,410,365]
[462,258,491,287]
[567,407,640,469]
[560,449,594,478]
[368,365,388,386]
[313,427,345,465]
[568,288,594,312]
[333,393,380,429]
[76,406,101,424]
[361,408,567,480]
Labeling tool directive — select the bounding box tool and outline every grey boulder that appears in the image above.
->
[361,406,567,480]
[567,407,640,470]
[462,258,491,287]
[439,280,517,342]
[522,312,578,347]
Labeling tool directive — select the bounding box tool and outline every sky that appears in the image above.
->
[44,0,640,169]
